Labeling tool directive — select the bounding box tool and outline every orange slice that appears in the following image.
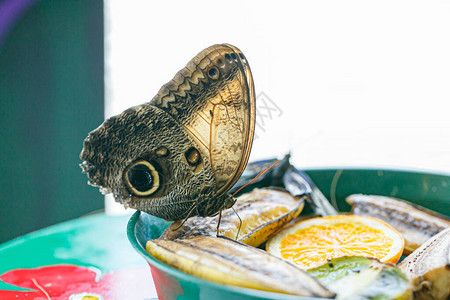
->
[266,215,405,270]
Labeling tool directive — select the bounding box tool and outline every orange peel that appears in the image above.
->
[266,215,405,270]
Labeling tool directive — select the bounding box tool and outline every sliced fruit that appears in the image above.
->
[266,215,405,270]
[346,194,450,255]
[146,236,334,298]
[307,256,412,300]
[283,166,339,216]
[160,188,305,247]
[398,227,450,300]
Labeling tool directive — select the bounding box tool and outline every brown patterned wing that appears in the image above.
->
[151,44,256,196]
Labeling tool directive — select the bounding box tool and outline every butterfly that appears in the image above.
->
[80,44,256,220]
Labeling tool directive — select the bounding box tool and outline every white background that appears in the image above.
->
[104,0,450,178]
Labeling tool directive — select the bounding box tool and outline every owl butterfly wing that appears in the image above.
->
[151,44,256,196]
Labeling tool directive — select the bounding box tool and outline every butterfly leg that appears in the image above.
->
[171,203,197,231]
[216,209,223,237]
[231,206,242,240]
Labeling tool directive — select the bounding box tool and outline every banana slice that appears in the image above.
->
[146,235,334,298]
[161,188,305,247]
[346,194,450,254]
[398,227,450,300]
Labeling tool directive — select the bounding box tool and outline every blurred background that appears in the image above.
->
[1,0,449,243]
[0,0,104,243]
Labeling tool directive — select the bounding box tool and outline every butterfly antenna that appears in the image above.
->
[232,160,281,197]
[232,206,242,240]
[171,203,196,231]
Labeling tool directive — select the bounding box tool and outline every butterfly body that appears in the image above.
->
[80,44,255,220]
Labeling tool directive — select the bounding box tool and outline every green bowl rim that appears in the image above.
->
[302,166,450,177]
